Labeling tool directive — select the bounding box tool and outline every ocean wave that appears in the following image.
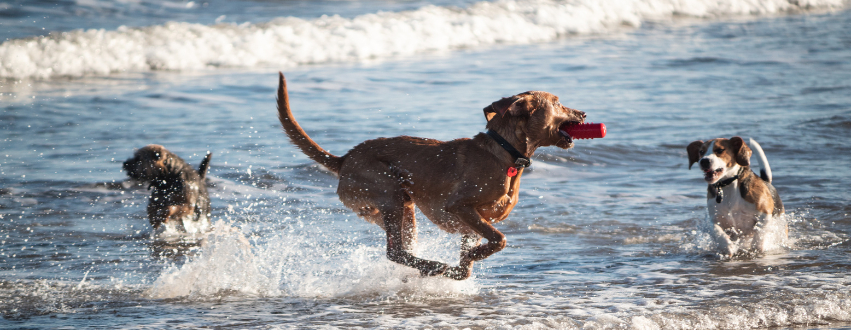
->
[1,0,845,80]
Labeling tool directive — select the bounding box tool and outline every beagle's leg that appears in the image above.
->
[711,223,737,257]
[751,213,779,253]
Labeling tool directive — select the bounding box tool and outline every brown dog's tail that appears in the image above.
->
[198,151,212,179]
[276,72,344,174]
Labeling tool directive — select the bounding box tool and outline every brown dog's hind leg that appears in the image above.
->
[400,203,418,252]
[382,203,449,277]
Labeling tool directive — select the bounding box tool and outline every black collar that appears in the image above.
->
[486,129,531,168]
[711,171,741,203]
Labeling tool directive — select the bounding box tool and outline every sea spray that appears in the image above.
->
[146,219,478,300]
[146,221,274,299]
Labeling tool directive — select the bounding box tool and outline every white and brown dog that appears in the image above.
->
[687,137,787,256]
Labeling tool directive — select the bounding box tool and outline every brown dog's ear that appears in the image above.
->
[484,96,517,121]
[484,94,534,121]
[686,140,704,170]
[483,108,497,122]
[730,136,751,167]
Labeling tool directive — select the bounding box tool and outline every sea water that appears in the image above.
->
[1,0,850,328]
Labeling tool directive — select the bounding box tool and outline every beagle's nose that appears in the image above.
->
[699,158,711,169]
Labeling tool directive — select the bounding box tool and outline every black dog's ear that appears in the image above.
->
[143,144,165,161]
[730,136,751,167]
[687,140,704,169]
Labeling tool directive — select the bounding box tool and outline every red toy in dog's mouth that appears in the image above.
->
[559,122,606,141]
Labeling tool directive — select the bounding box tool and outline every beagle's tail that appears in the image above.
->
[276,72,344,174]
[749,138,772,183]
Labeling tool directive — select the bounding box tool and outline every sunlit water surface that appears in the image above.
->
[1,1,850,328]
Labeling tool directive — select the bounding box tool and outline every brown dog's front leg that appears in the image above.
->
[383,208,449,277]
[443,204,506,280]
[444,234,481,280]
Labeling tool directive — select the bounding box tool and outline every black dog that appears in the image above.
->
[123,144,212,234]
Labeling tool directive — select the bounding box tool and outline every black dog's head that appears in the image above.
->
[123,144,174,182]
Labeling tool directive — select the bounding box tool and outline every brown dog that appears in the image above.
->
[275,73,586,279]
[123,144,213,234]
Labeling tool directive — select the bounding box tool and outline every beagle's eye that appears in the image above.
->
[714,148,724,154]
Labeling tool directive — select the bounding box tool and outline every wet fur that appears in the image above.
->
[123,144,212,234]
[275,72,586,279]
[687,137,786,256]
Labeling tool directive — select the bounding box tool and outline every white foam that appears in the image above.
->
[146,221,270,298]
[1,0,845,79]
[618,290,851,329]
[146,219,478,300]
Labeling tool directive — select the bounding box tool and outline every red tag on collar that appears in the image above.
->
[507,167,518,177]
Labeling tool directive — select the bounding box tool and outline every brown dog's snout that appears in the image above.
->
[566,109,586,123]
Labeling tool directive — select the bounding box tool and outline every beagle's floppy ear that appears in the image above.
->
[687,140,704,170]
[730,136,751,167]
[483,93,533,121]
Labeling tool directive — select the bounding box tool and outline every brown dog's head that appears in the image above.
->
[123,144,177,182]
[687,137,751,184]
[483,91,586,153]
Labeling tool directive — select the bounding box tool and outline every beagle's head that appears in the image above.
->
[687,137,751,184]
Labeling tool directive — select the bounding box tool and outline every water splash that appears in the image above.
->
[146,220,478,300]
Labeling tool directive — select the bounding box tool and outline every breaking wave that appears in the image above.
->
[1,0,845,79]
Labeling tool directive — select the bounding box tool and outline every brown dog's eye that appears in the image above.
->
[715,148,724,154]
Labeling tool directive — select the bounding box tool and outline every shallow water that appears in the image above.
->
[1,0,851,328]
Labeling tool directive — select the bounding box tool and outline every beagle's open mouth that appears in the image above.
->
[704,168,724,182]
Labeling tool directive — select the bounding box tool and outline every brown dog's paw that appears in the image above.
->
[442,265,472,280]
[418,262,449,277]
